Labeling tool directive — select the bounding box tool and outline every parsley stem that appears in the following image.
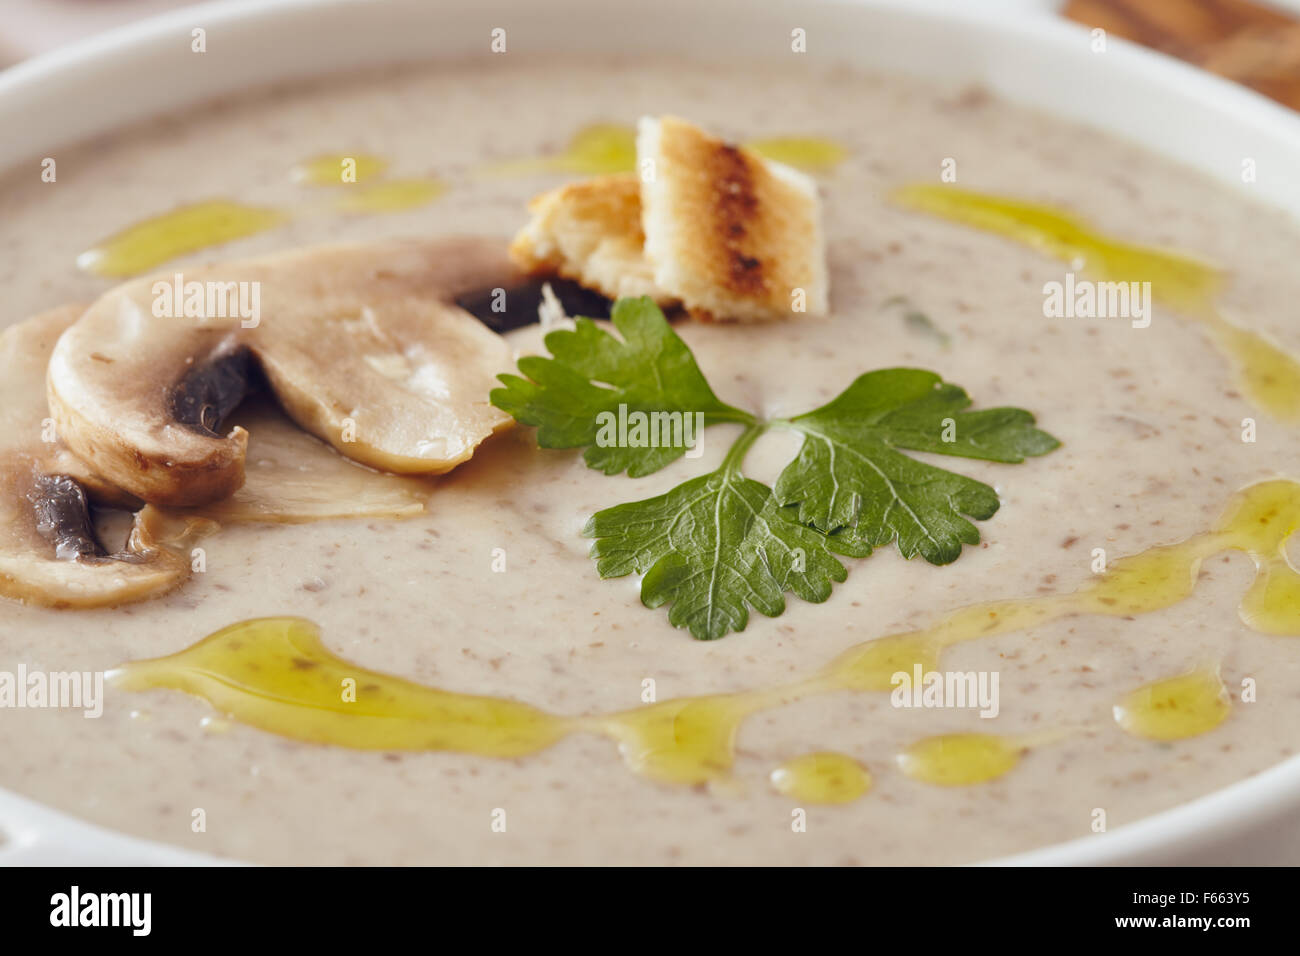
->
[721,423,766,475]
[706,407,761,426]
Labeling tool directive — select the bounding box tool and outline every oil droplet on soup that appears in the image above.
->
[770,752,872,803]
[486,123,637,176]
[553,124,638,174]
[1216,480,1300,635]
[593,694,760,786]
[895,733,1025,786]
[1113,665,1231,741]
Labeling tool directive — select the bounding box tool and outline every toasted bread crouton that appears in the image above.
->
[508,174,671,304]
[638,115,828,322]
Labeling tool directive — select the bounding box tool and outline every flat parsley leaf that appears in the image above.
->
[584,456,871,641]
[491,298,1059,639]
[490,297,752,476]
[776,369,1060,564]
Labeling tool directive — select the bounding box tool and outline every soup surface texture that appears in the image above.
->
[2,58,1299,865]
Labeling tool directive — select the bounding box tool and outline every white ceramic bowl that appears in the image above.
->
[2,0,1299,866]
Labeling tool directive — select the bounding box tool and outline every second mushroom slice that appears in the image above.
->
[47,238,519,507]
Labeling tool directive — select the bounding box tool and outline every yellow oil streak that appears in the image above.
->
[78,163,442,277]
[77,129,846,278]
[76,201,287,279]
[747,136,847,171]
[112,479,1300,798]
[892,184,1300,422]
[111,617,571,756]
[486,124,846,177]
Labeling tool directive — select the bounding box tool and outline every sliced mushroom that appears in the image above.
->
[47,238,520,506]
[0,304,140,509]
[1,305,433,607]
[0,306,200,607]
[0,464,201,608]
[198,398,431,523]
[20,305,429,522]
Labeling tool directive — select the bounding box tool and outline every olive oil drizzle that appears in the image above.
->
[746,136,847,171]
[484,124,639,176]
[76,201,289,279]
[78,128,845,278]
[485,124,847,177]
[111,479,1300,800]
[78,163,444,279]
[892,184,1300,423]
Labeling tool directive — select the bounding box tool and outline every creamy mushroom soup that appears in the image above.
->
[2,58,1300,865]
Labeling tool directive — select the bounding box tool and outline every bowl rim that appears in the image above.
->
[2,0,1299,867]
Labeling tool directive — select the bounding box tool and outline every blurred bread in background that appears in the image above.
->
[1065,0,1300,109]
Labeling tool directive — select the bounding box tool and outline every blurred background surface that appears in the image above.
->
[2,0,1299,112]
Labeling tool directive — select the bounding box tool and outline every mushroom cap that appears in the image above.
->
[0,306,197,608]
[0,466,194,608]
[0,303,140,508]
[48,238,519,507]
